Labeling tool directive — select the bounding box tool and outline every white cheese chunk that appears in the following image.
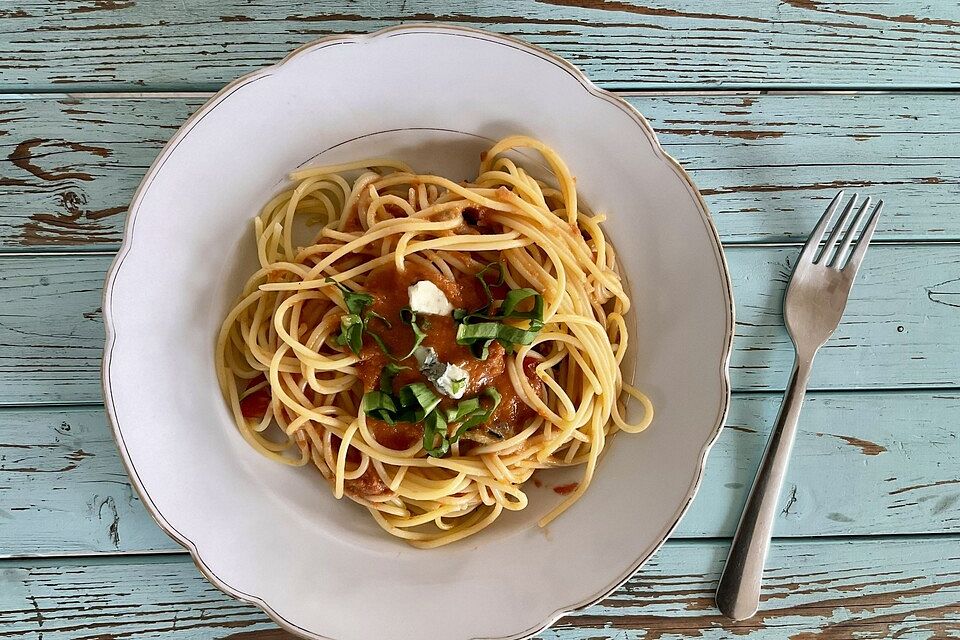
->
[435,363,469,400]
[407,280,454,316]
[413,346,441,374]
[413,346,469,399]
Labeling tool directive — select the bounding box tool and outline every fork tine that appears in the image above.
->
[818,193,858,264]
[798,191,844,263]
[843,200,884,274]
[829,196,871,268]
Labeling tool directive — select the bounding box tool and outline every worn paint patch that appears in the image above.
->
[9,138,109,182]
[816,433,888,456]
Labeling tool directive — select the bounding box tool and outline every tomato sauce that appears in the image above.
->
[553,482,579,495]
[354,262,543,452]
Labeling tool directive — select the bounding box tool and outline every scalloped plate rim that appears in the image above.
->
[101,23,734,640]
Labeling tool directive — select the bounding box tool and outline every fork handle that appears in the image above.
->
[715,353,813,620]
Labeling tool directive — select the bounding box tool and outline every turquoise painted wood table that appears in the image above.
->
[2,2,959,638]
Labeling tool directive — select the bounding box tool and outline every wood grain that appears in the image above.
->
[1,245,957,405]
[2,94,959,249]
[2,537,959,639]
[2,1,960,91]
[2,393,958,555]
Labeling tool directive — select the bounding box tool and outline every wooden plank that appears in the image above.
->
[2,392,958,555]
[2,537,959,639]
[1,245,958,405]
[2,2,960,91]
[0,255,106,405]
[2,94,959,249]
[687,392,960,539]
[0,406,177,555]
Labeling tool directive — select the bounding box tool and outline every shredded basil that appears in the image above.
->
[379,363,407,394]
[499,288,545,332]
[325,277,377,355]
[445,397,481,423]
[362,381,499,458]
[470,338,494,360]
[448,375,468,398]
[363,381,441,426]
[336,314,365,354]
[364,310,392,329]
[367,331,392,356]
[398,307,428,360]
[325,277,373,315]
[475,261,505,310]
[397,382,442,420]
[456,321,538,346]
[452,267,545,360]
[361,391,397,425]
[422,411,450,457]
[449,389,502,444]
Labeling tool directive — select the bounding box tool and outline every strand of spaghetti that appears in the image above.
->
[385,504,464,529]
[271,293,359,369]
[260,232,527,291]
[368,173,513,211]
[333,419,362,499]
[424,457,493,476]
[289,158,413,181]
[409,504,504,549]
[307,217,464,277]
[365,192,418,228]
[498,193,623,299]
[481,135,577,224]
[497,188,621,301]
[395,474,470,501]
[224,374,308,463]
[217,137,652,548]
[355,417,424,459]
[611,384,655,433]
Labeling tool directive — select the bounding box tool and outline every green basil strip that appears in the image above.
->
[397,382,441,415]
[361,390,397,425]
[474,261,505,310]
[445,397,480,423]
[470,338,494,360]
[456,321,538,346]
[398,308,428,360]
[448,376,467,398]
[368,331,392,357]
[422,411,450,458]
[337,314,365,354]
[499,288,544,331]
[379,363,407,394]
[364,310,392,329]
[325,277,373,315]
[451,389,502,443]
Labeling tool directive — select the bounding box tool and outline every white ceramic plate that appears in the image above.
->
[103,25,733,640]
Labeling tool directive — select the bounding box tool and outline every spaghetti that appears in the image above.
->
[215,135,653,548]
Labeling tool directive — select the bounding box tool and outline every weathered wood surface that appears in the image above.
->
[3,1,960,92]
[3,537,959,639]
[5,4,960,637]
[1,245,957,405]
[2,93,959,250]
[2,392,957,556]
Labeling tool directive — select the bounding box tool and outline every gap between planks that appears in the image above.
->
[5,86,960,98]
[5,532,960,563]
[2,88,960,101]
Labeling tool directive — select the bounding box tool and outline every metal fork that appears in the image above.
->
[715,191,884,620]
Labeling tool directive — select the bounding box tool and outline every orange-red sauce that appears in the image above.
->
[553,482,579,495]
[354,262,543,453]
[246,260,547,500]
